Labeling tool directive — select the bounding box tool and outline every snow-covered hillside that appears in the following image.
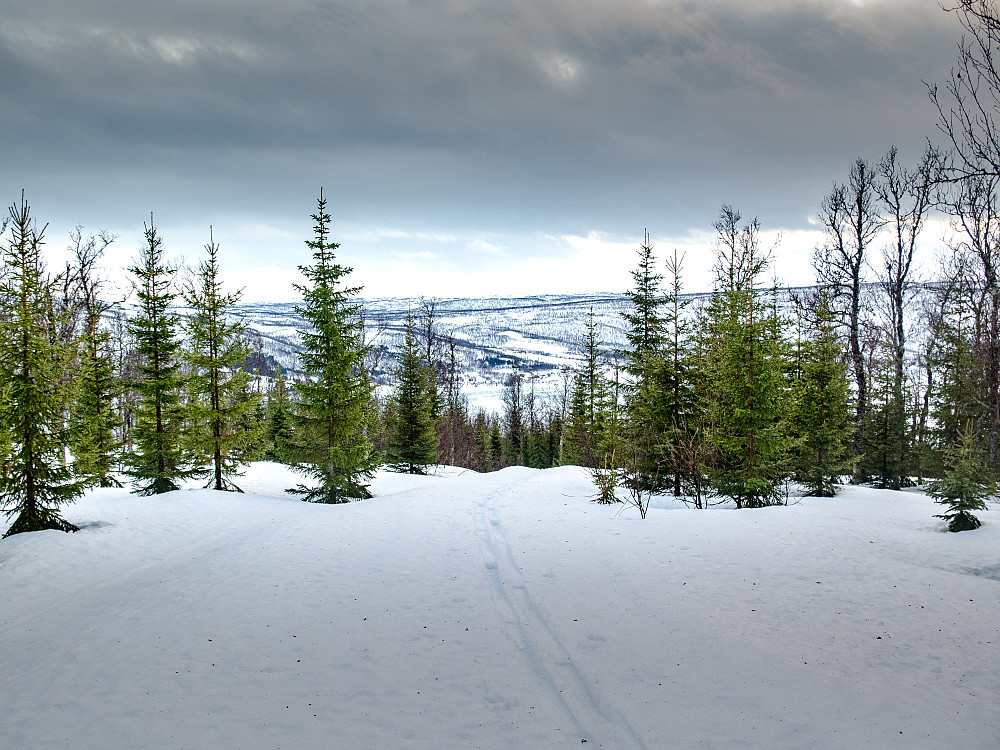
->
[2,464,998,749]
[231,293,634,412]
[110,284,933,414]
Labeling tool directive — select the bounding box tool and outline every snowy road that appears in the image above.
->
[1,462,999,749]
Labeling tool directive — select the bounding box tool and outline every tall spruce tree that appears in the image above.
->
[183,230,260,491]
[790,287,854,496]
[68,228,122,488]
[705,206,790,508]
[0,194,83,537]
[563,307,610,468]
[387,312,438,473]
[929,259,981,465]
[126,216,190,495]
[503,364,526,465]
[860,339,907,488]
[289,189,378,502]
[623,244,698,495]
[662,250,701,497]
[621,233,666,490]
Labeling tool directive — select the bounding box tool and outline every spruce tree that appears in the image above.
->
[929,267,981,467]
[621,233,666,490]
[182,230,260,491]
[622,231,665,359]
[289,189,378,502]
[472,411,490,470]
[929,422,995,532]
[622,245,698,494]
[660,251,700,495]
[790,287,854,496]
[859,340,910,488]
[387,313,438,473]
[0,194,83,537]
[489,422,503,470]
[126,216,190,495]
[503,364,525,465]
[704,206,790,508]
[69,228,122,488]
[264,366,295,463]
[563,308,610,468]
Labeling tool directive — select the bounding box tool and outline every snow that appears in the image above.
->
[2,463,999,749]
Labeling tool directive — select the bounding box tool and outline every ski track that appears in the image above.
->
[474,476,647,749]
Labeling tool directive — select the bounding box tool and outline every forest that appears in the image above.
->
[3,2,1000,537]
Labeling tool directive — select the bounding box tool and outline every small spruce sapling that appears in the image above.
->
[929,422,995,532]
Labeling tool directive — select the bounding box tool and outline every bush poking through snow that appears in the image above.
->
[590,452,621,505]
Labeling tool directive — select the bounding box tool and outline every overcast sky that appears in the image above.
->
[0,0,966,301]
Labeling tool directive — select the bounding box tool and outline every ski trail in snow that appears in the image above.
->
[475,482,648,749]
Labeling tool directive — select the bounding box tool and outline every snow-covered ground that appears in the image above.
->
[1,463,998,749]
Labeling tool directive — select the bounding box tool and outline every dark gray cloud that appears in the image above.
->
[0,0,965,296]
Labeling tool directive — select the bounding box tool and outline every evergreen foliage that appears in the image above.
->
[489,422,503,470]
[859,341,910,488]
[126,217,191,495]
[929,422,995,532]
[622,231,665,359]
[522,380,561,469]
[182,231,261,491]
[622,244,699,496]
[790,288,854,496]
[0,195,83,537]
[69,229,122,488]
[503,365,526,465]
[563,308,610,468]
[264,366,295,463]
[387,313,438,474]
[289,190,378,502]
[620,234,666,491]
[704,206,790,508]
[929,266,981,457]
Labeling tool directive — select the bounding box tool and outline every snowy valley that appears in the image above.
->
[225,289,843,412]
[229,293,633,412]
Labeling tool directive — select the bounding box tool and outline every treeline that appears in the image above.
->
[375,164,996,533]
[0,189,382,536]
[378,163,999,531]
[424,147,997,531]
[0,172,992,538]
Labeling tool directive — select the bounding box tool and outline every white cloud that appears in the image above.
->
[467,239,504,255]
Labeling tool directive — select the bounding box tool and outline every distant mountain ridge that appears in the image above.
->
[227,289,811,411]
[114,284,929,413]
[234,293,629,376]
